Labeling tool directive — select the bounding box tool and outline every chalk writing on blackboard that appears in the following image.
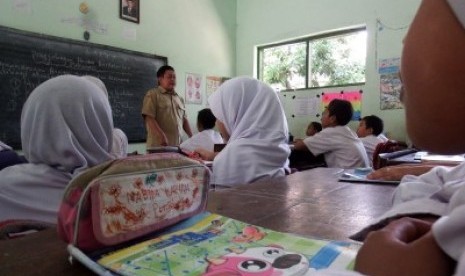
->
[0,26,167,149]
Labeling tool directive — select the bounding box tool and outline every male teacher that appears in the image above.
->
[142,65,193,148]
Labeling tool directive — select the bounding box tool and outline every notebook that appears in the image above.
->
[338,168,400,185]
[69,212,361,276]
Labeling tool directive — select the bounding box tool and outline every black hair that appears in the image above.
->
[309,121,322,132]
[156,65,174,78]
[361,115,384,135]
[197,108,216,130]
[327,99,353,126]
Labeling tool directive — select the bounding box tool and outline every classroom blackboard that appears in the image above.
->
[0,26,167,149]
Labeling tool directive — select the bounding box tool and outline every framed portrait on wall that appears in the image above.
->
[120,0,140,24]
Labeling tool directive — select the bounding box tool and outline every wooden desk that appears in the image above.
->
[0,168,396,275]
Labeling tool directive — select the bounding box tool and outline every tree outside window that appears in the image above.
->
[258,28,366,91]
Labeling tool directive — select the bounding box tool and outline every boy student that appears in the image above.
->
[142,65,193,148]
[356,115,389,166]
[180,108,224,153]
[352,0,465,274]
[293,99,369,169]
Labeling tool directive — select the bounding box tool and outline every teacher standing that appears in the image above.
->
[142,65,192,147]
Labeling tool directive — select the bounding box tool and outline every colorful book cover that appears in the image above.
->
[97,212,360,275]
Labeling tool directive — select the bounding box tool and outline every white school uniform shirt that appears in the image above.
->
[359,135,387,166]
[303,126,369,169]
[180,129,224,152]
[0,75,113,224]
[208,76,290,186]
[352,161,465,274]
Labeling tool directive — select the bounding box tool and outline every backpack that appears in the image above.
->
[57,152,210,252]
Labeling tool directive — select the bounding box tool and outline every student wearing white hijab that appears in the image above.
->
[0,75,114,224]
[81,75,129,159]
[196,76,290,186]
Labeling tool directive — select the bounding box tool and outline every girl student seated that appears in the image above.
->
[0,75,114,224]
[180,108,224,153]
[81,75,129,159]
[195,76,290,187]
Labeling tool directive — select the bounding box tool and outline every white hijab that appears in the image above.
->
[0,75,114,224]
[81,75,128,158]
[209,76,290,186]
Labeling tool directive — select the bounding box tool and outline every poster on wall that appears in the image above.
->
[292,95,320,117]
[205,76,230,105]
[379,58,403,110]
[321,91,363,121]
[185,73,202,104]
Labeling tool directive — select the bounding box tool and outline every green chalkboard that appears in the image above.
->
[0,26,167,149]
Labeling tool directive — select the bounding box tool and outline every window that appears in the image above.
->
[258,27,366,91]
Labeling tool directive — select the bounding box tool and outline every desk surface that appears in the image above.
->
[0,168,396,275]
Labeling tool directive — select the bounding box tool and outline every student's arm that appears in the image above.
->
[183,117,193,138]
[293,139,310,151]
[194,148,217,161]
[367,164,437,181]
[144,115,168,146]
[355,217,455,276]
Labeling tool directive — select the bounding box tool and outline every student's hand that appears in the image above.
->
[366,166,407,181]
[194,148,216,161]
[367,165,434,181]
[355,217,455,276]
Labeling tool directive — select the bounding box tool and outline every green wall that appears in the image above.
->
[236,0,421,142]
[1,0,424,150]
[0,0,236,153]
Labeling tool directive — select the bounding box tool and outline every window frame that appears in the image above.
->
[257,26,367,91]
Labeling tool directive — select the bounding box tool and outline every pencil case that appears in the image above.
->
[57,152,210,252]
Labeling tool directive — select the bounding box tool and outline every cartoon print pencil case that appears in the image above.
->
[57,152,210,252]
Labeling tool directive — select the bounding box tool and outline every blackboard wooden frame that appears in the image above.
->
[0,26,167,149]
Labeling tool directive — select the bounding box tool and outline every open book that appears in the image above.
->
[338,168,400,185]
[71,212,361,275]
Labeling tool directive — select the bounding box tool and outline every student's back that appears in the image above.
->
[295,99,369,169]
[180,108,223,152]
[204,77,290,186]
[0,75,113,224]
[307,125,369,168]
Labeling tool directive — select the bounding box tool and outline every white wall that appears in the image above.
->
[236,0,421,141]
[0,0,236,153]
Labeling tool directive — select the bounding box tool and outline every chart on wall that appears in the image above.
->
[379,57,403,110]
[205,76,230,105]
[185,73,202,104]
[321,90,363,121]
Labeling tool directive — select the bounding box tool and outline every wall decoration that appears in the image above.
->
[185,73,202,104]
[120,0,139,24]
[321,90,363,121]
[292,95,320,117]
[379,57,402,110]
[205,76,230,104]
